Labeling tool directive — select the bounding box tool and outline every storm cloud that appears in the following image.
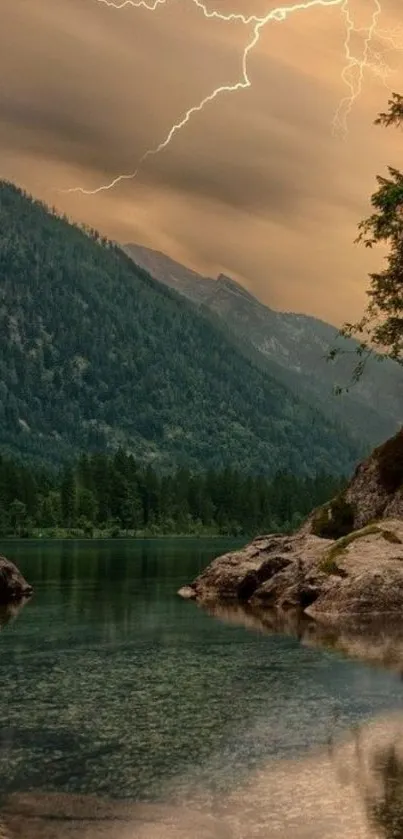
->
[1,0,402,323]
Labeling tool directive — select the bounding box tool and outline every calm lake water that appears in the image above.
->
[1,538,403,829]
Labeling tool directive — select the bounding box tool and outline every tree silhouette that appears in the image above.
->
[330,93,403,385]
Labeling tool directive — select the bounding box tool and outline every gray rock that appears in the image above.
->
[187,535,295,602]
[0,556,33,603]
[306,523,403,619]
[179,519,403,622]
[179,429,403,623]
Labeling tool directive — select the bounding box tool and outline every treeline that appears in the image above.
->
[0,450,345,538]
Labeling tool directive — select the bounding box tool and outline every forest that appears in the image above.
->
[0,450,345,538]
[0,181,361,476]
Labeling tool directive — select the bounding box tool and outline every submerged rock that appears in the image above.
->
[0,556,33,603]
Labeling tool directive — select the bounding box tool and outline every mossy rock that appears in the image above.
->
[382,529,402,545]
[375,429,403,494]
[311,494,355,540]
[319,555,348,577]
[320,523,383,575]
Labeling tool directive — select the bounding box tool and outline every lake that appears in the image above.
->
[1,538,403,838]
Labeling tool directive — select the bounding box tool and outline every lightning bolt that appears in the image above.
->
[332,0,384,138]
[64,0,344,195]
[64,0,400,195]
[95,0,167,8]
[369,24,403,90]
[64,12,261,194]
[376,25,403,51]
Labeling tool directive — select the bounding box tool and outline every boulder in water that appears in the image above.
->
[0,556,33,603]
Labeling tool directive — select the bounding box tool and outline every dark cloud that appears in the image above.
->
[1,0,402,324]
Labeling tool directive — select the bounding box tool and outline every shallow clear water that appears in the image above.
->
[0,538,403,807]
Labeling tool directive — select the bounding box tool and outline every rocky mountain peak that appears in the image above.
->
[215,273,259,304]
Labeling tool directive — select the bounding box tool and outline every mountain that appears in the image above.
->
[124,243,403,447]
[0,180,362,475]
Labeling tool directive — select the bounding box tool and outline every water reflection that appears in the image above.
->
[2,542,403,838]
[366,742,403,838]
[0,599,29,632]
[4,714,403,838]
[202,601,403,679]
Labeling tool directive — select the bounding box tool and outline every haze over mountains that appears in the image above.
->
[0,181,361,476]
[124,243,403,447]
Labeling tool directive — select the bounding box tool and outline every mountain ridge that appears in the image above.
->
[123,242,403,447]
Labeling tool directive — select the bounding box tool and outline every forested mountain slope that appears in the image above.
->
[124,243,403,447]
[0,181,360,474]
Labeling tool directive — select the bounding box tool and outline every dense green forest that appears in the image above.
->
[0,450,345,538]
[0,180,362,476]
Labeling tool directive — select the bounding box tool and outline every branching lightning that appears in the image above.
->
[66,11,262,195]
[376,25,403,51]
[332,0,385,137]
[64,0,402,195]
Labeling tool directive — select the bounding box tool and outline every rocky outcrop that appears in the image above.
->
[184,531,327,604]
[179,430,403,621]
[179,519,403,620]
[306,427,403,538]
[0,556,32,603]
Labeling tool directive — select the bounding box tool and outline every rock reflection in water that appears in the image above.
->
[0,599,29,632]
[201,601,403,678]
[366,742,403,838]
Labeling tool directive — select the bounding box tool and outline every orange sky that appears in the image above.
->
[1,0,402,325]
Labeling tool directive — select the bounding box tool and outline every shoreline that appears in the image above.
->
[0,531,250,542]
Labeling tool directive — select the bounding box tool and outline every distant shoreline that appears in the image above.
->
[0,530,250,542]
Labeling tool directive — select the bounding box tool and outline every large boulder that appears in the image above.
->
[179,429,403,622]
[181,530,330,607]
[184,534,296,602]
[179,519,403,621]
[0,556,32,603]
